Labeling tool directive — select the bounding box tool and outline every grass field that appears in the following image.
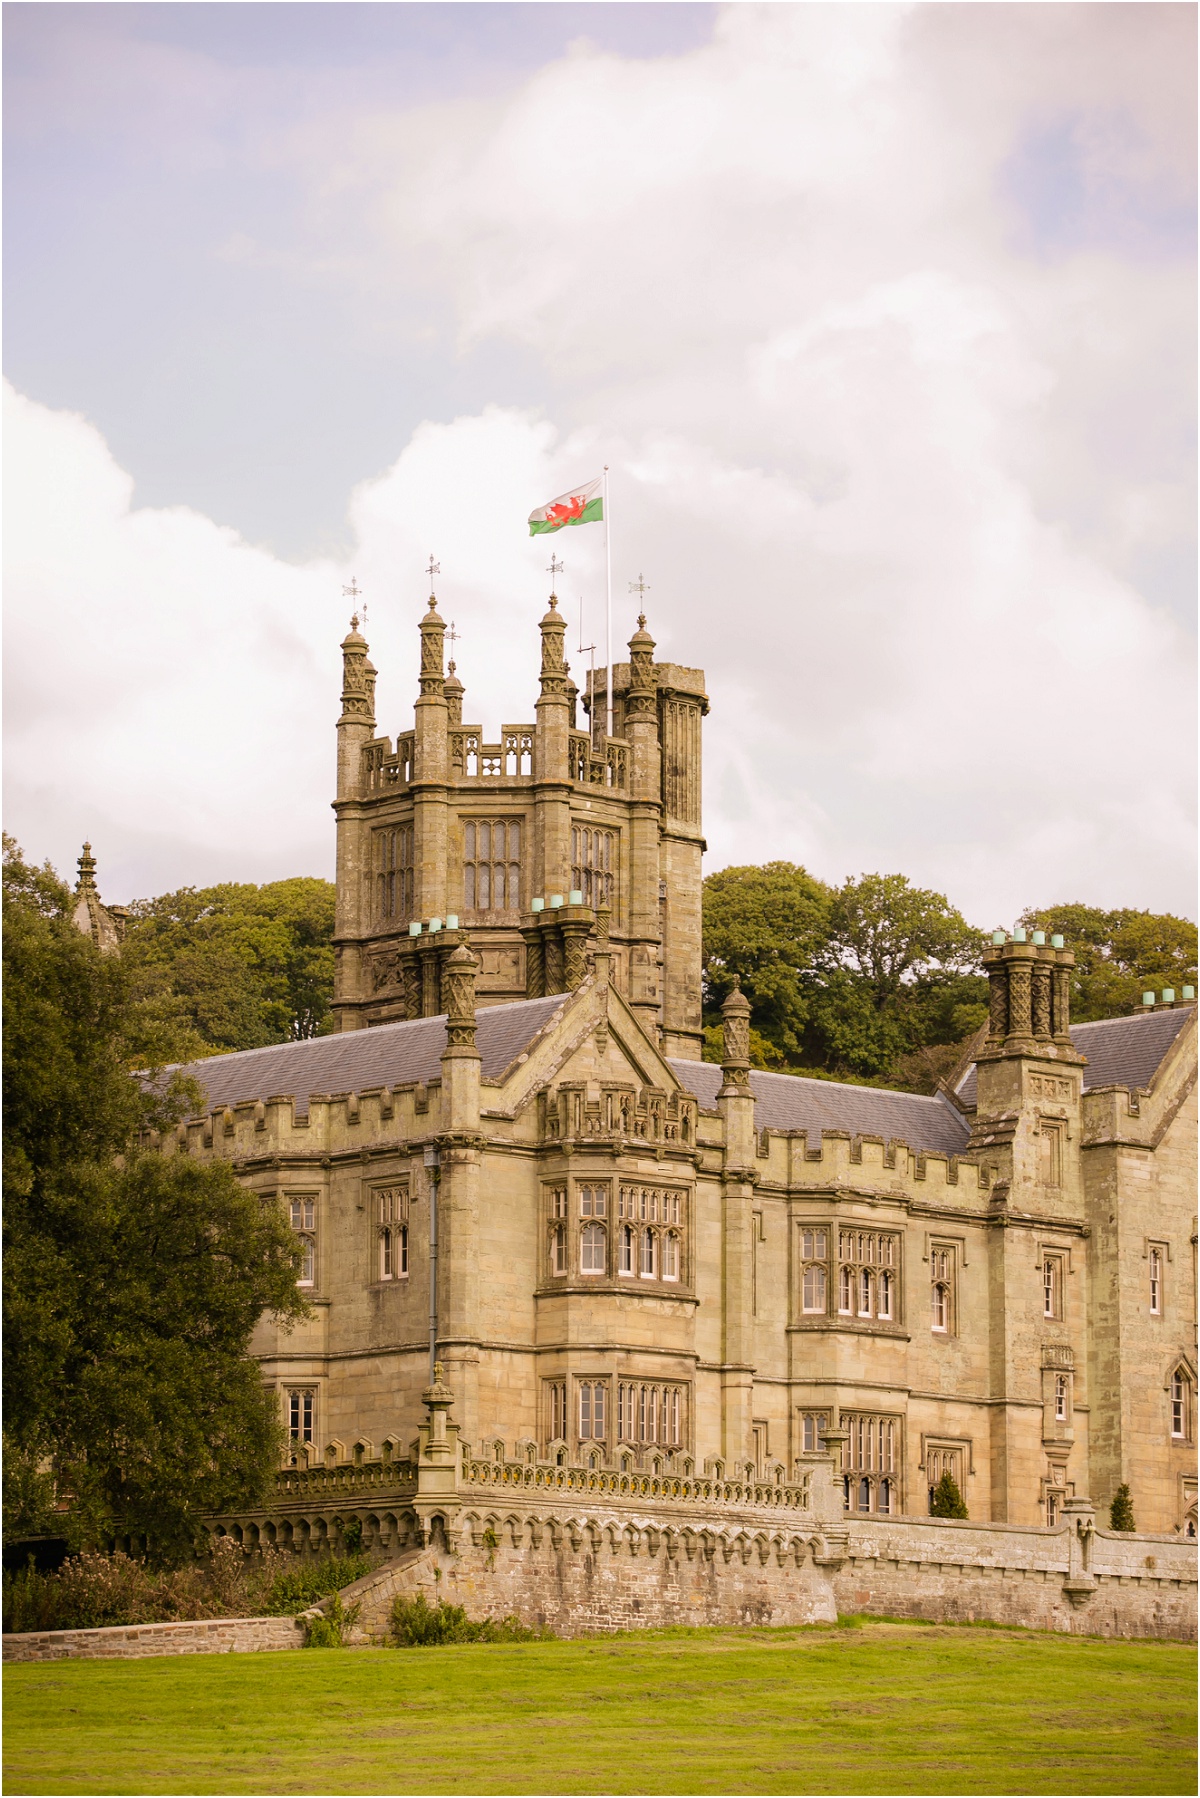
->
[3,1620,1195,1797]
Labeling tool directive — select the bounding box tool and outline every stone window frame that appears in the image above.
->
[836,1227,901,1327]
[545,1378,567,1446]
[375,821,414,925]
[286,1192,319,1291]
[1038,1243,1072,1323]
[799,1410,829,1454]
[1035,1114,1065,1188]
[616,1380,687,1450]
[570,823,618,915]
[1169,1362,1195,1443]
[580,1219,608,1276]
[461,816,523,914]
[617,1183,690,1290]
[284,1385,318,1459]
[577,1378,609,1444]
[798,1223,830,1316]
[840,1411,901,1515]
[1145,1238,1171,1317]
[922,1436,972,1512]
[372,1184,410,1285]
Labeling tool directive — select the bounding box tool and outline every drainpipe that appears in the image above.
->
[424,1145,440,1381]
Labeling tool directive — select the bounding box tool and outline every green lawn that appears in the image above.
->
[3,1621,1195,1796]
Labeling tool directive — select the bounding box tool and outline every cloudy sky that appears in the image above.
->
[4,1,1195,925]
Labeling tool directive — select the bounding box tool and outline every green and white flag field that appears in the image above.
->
[527,477,603,535]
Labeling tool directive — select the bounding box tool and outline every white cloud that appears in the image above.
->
[4,3,1195,921]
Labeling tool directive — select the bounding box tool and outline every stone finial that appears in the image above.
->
[626,613,657,718]
[539,594,567,698]
[442,941,479,1052]
[418,596,446,700]
[720,979,752,1087]
[444,660,464,727]
[76,842,97,894]
[340,617,377,725]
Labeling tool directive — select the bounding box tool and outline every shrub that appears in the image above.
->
[1,1538,372,1635]
[262,1555,370,1616]
[929,1473,969,1519]
[303,1592,361,1648]
[389,1590,545,1646]
[1110,1484,1136,1532]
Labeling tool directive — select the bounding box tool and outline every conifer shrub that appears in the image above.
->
[1109,1484,1136,1532]
[929,1473,969,1519]
[389,1590,545,1646]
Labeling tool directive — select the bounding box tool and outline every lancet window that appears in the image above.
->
[617,1382,685,1449]
[375,824,414,923]
[463,819,521,912]
[800,1412,828,1453]
[288,1195,316,1288]
[836,1229,899,1324]
[930,1244,956,1334]
[375,1186,409,1283]
[286,1388,315,1445]
[841,1413,899,1514]
[618,1185,686,1285]
[800,1227,828,1314]
[571,825,615,909]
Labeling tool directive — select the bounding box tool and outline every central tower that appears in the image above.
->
[332,580,707,1058]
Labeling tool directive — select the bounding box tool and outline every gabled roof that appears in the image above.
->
[954,1006,1195,1110]
[165,995,567,1117]
[668,1060,971,1157]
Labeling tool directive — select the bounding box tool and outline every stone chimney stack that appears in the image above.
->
[333,614,378,1026]
[534,591,571,903]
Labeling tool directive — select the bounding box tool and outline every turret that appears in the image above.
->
[534,589,571,902]
[624,615,663,1037]
[70,843,126,955]
[413,597,449,919]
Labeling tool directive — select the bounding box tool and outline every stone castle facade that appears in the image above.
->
[139,584,1196,1632]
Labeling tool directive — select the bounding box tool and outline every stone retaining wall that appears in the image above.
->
[3,1614,305,1663]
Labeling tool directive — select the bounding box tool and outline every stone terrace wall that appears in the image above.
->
[836,1516,1196,1641]
[3,1615,305,1663]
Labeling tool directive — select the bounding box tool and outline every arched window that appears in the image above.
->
[580,1221,606,1275]
[298,1235,315,1286]
[839,1265,853,1314]
[858,1477,872,1512]
[619,1224,634,1275]
[289,1196,316,1288]
[1171,1368,1191,1440]
[640,1229,657,1278]
[550,1224,567,1276]
[380,1228,393,1281]
[859,1269,873,1316]
[879,1478,893,1514]
[1149,1248,1162,1314]
[803,1264,827,1313]
[398,1224,409,1275]
[932,1283,948,1332]
[878,1270,893,1319]
[1055,1374,1068,1421]
[662,1231,680,1281]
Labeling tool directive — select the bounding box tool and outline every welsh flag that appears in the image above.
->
[528,477,603,535]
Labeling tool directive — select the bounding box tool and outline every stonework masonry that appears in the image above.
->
[137,594,1197,1639]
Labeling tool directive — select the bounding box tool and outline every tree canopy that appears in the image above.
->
[121,877,337,1054]
[702,863,988,1087]
[2,839,309,1555]
[1018,903,1196,1021]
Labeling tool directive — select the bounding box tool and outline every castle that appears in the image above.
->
[125,583,1196,1636]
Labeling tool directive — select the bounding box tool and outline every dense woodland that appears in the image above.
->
[106,852,1200,1090]
[3,835,1193,1554]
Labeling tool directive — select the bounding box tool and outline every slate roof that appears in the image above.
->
[166,994,567,1116]
[668,1060,971,1157]
[954,1006,1194,1110]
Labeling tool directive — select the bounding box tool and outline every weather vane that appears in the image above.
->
[343,576,365,627]
[629,573,650,601]
[447,620,460,663]
[426,555,440,597]
[548,553,564,589]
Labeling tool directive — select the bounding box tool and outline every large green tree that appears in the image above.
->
[701,862,833,1064]
[3,840,309,1555]
[121,877,337,1053]
[1018,903,1196,1021]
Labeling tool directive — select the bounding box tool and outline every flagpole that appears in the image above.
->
[603,465,612,739]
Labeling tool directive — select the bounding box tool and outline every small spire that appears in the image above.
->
[76,843,97,893]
